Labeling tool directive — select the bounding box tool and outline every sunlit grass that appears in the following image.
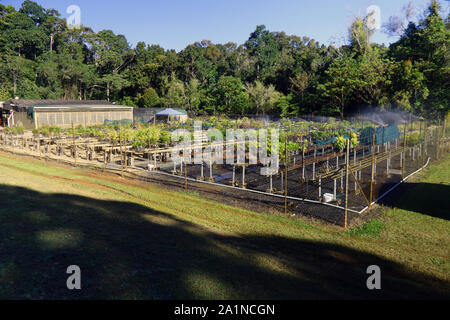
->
[0,152,448,299]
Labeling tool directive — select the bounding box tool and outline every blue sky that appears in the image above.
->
[3,0,435,51]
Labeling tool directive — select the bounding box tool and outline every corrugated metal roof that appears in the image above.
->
[3,99,133,112]
[33,106,133,112]
[6,99,113,107]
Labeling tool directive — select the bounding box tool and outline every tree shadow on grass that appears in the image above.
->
[378,182,450,221]
[0,184,448,300]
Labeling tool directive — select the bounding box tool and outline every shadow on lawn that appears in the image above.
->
[0,184,448,300]
[378,182,450,221]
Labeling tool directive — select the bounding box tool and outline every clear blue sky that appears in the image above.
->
[3,0,435,51]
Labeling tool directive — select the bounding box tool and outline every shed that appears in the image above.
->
[1,100,134,129]
[155,108,188,123]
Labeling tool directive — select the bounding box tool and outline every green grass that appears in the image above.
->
[0,152,449,299]
[349,220,386,237]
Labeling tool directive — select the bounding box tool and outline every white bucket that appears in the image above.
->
[323,193,334,203]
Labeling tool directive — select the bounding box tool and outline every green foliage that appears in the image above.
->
[349,220,386,237]
[406,132,421,145]
[0,88,11,100]
[119,96,138,108]
[159,130,171,145]
[334,131,358,150]
[0,1,447,119]
[5,126,24,134]
[334,136,347,150]
[349,131,358,148]
[137,87,159,108]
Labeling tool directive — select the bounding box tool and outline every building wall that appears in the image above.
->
[14,112,35,130]
[35,110,133,129]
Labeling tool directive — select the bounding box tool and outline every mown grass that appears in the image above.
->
[348,220,386,237]
[0,152,448,299]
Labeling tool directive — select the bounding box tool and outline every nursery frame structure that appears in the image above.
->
[1,117,448,227]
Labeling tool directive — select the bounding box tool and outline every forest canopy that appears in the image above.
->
[0,0,448,119]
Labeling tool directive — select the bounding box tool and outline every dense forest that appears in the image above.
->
[0,0,448,119]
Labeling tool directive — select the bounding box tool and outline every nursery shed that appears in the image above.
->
[0,99,133,129]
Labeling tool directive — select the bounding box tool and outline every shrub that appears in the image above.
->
[349,220,386,237]
[159,130,171,145]
[334,136,346,150]
[406,132,421,145]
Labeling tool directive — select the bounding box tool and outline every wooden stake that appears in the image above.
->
[72,122,76,167]
[284,136,288,215]
[402,123,407,180]
[344,137,350,229]
[119,128,123,177]
[369,131,375,207]
[184,159,188,191]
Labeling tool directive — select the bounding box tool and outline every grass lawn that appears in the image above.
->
[0,151,448,299]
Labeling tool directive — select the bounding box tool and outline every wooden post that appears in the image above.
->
[369,131,375,207]
[435,119,440,160]
[232,165,235,185]
[201,162,204,180]
[119,128,123,177]
[210,161,214,182]
[333,179,337,200]
[184,160,188,191]
[284,136,288,215]
[302,142,305,180]
[312,162,316,181]
[318,178,322,198]
[402,124,407,180]
[37,119,42,159]
[72,122,76,167]
[344,137,350,229]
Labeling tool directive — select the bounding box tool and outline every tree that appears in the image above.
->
[245,25,279,82]
[0,88,11,100]
[245,80,280,116]
[0,0,447,119]
[138,87,160,108]
[163,73,186,109]
[185,78,202,112]
[317,57,357,118]
[214,76,249,115]
[87,30,134,101]
[388,0,449,118]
